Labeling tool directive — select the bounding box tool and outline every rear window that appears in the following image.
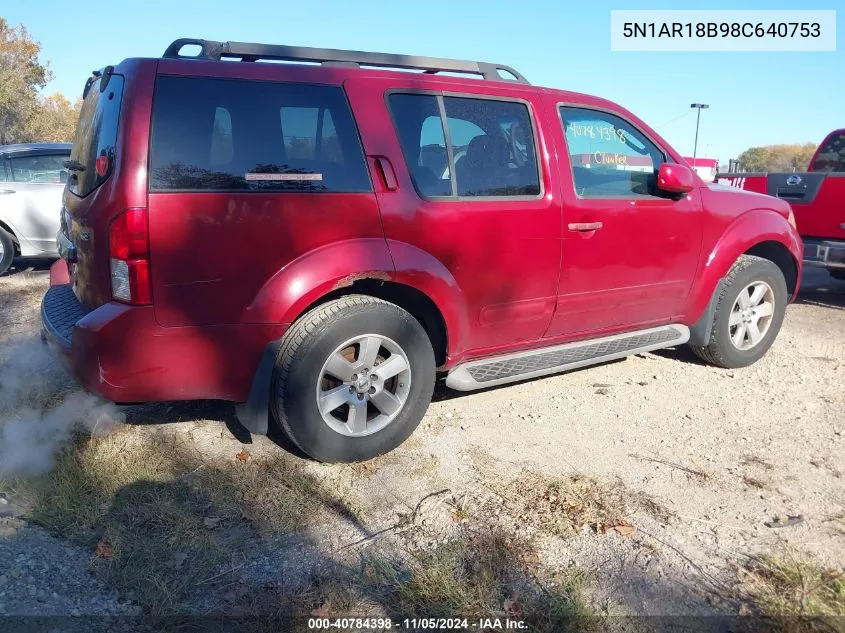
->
[69,73,124,197]
[810,132,845,172]
[149,77,371,193]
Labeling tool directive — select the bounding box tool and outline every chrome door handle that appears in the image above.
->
[0,189,16,195]
[568,222,603,232]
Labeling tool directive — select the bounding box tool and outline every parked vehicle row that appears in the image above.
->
[0,143,70,275]
[718,128,845,280]
[39,38,802,462]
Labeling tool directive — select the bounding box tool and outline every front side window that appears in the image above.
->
[388,93,540,199]
[560,107,665,198]
[8,153,69,184]
[150,77,371,193]
[811,132,845,172]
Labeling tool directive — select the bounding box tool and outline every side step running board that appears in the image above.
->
[445,324,689,391]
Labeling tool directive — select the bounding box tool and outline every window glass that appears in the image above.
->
[560,107,665,198]
[150,77,371,193]
[210,107,234,166]
[8,153,69,184]
[811,132,845,172]
[387,93,540,199]
[444,97,539,197]
[389,94,451,197]
[69,74,124,197]
[1,160,9,182]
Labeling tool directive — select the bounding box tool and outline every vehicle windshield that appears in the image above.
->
[810,132,845,172]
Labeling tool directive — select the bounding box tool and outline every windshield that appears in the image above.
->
[68,73,124,196]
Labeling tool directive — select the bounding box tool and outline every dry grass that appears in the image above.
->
[22,427,359,614]
[741,454,776,472]
[740,553,845,618]
[0,271,47,336]
[288,526,596,632]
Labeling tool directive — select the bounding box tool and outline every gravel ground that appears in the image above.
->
[0,261,842,618]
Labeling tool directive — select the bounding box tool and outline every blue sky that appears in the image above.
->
[4,0,841,162]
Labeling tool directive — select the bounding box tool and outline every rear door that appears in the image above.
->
[546,101,703,338]
[344,76,562,357]
[0,150,68,254]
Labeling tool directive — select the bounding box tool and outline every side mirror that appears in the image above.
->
[657,163,695,194]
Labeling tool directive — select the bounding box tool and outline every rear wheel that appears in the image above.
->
[830,270,845,282]
[0,228,15,276]
[271,295,436,463]
[691,255,788,368]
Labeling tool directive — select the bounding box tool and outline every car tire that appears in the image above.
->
[271,295,436,463]
[830,270,845,282]
[0,227,15,276]
[690,255,788,369]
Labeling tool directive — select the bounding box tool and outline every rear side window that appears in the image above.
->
[69,74,124,197]
[8,153,69,184]
[149,77,371,193]
[388,93,540,199]
[560,107,666,198]
[810,132,845,172]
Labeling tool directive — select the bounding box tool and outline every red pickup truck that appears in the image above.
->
[718,129,845,279]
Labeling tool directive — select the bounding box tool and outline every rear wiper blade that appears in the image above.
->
[63,160,86,172]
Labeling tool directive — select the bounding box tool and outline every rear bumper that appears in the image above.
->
[803,238,845,271]
[41,263,286,404]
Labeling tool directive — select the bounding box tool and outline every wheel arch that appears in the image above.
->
[0,218,20,255]
[687,210,801,346]
[296,279,449,367]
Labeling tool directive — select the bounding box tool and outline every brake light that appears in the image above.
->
[109,208,151,305]
[787,208,797,231]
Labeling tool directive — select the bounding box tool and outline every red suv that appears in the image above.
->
[42,38,802,462]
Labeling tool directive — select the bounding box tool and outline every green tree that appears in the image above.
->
[0,18,51,144]
[737,143,818,172]
[28,93,80,142]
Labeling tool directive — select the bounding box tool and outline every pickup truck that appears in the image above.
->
[718,129,845,280]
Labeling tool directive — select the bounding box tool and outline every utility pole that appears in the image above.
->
[690,103,709,167]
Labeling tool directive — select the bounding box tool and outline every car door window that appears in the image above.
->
[560,107,665,198]
[8,154,69,184]
[388,93,540,199]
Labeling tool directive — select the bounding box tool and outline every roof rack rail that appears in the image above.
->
[162,38,529,84]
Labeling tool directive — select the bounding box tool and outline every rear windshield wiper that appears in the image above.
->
[63,160,86,172]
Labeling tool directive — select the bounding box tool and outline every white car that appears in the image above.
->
[0,143,72,275]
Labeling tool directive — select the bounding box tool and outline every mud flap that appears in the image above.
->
[688,276,726,346]
[234,339,282,435]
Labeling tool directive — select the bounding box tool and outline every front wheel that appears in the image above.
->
[690,255,788,368]
[271,295,436,463]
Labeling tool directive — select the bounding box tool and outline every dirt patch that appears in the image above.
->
[1,267,843,621]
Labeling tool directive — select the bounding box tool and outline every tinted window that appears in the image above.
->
[444,97,539,197]
[388,93,540,199]
[1,159,10,181]
[8,153,69,184]
[560,107,665,198]
[150,77,371,193]
[811,132,845,172]
[69,74,124,197]
[389,94,451,197]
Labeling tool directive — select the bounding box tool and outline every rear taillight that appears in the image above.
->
[109,208,151,305]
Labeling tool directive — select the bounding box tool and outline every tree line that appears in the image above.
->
[0,18,79,145]
[734,143,818,172]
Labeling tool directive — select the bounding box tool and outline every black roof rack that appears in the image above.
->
[162,38,529,84]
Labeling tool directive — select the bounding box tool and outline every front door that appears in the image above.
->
[546,101,703,339]
[344,77,563,358]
